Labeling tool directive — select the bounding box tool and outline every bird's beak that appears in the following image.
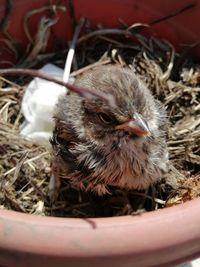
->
[115,113,151,137]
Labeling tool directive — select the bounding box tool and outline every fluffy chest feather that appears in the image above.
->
[70,137,164,191]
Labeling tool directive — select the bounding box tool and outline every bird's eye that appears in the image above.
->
[98,112,114,124]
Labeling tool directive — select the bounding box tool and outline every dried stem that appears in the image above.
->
[23,5,66,43]
[77,26,148,44]
[70,58,111,77]
[150,3,196,25]
[63,17,85,83]
[0,68,116,107]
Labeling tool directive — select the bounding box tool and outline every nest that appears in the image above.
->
[0,14,200,217]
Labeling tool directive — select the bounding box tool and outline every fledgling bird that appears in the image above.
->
[50,65,168,196]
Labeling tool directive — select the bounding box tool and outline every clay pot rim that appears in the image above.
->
[1,197,200,224]
[1,198,200,262]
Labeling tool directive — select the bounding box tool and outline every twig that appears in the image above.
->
[70,58,111,77]
[127,22,149,31]
[0,68,116,107]
[26,178,48,204]
[150,3,196,25]
[0,0,13,32]
[23,5,66,43]
[161,41,175,80]
[98,35,141,51]
[68,0,76,29]
[0,100,16,122]
[12,151,29,185]
[3,152,49,176]
[63,17,85,83]
[0,76,22,88]
[23,17,57,65]
[0,38,18,59]
[77,28,147,44]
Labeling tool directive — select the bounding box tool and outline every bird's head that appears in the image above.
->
[74,65,163,149]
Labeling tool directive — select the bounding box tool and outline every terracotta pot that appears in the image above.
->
[0,198,200,267]
[0,1,200,266]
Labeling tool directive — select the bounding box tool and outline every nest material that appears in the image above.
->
[0,22,200,217]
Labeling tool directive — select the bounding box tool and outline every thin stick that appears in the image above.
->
[98,35,141,51]
[161,41,175,80]
[77,27,148,44]
[0,0,13,32]
[23,5,66,43]
[70,58,111,77]
[3,152,49,176]
[150,3,196,25]
[0,76,22,88]
[127,22,149,31]
[0,68,116,107]
[63,17,85,83]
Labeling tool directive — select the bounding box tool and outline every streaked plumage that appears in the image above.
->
[50,65,168,195]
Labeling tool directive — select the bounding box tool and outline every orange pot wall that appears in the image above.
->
[0,199,200,267]
[0,1,200,267]
[0,0,200,65]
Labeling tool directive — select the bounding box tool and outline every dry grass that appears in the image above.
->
[0,19,200,217]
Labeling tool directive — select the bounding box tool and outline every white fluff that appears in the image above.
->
[20,64,70,147]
